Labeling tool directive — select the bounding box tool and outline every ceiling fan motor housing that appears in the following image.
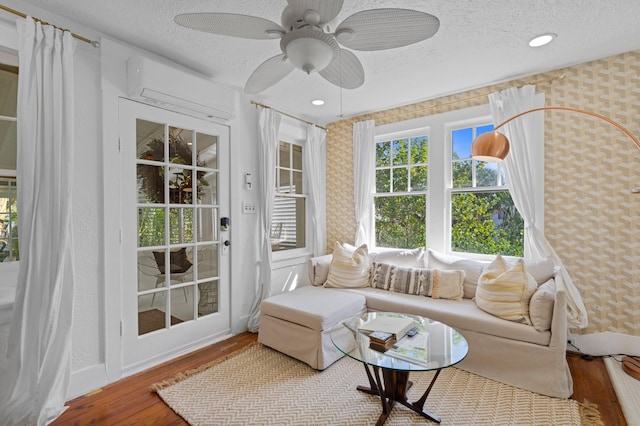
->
[281,28,339,74]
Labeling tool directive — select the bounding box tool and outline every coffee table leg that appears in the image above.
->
[357,365,442,425]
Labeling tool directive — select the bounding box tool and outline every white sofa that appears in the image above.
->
[258,248,573,399]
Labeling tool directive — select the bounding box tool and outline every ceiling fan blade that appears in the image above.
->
[319,49,364,89]
[287,0,344,25]
[244,54,295,94]
[335,9,440,51]
[175,13,285,39]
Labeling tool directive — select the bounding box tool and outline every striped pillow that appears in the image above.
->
[475,255,538,325]
[324,242,371,288]
[390,266,430,295]
[370,263,465,300]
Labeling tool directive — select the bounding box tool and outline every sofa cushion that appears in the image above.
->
[308,254,333,286]
[389,265,428,295]
[324,242,371,289]
[344,287,550,346]
[427,250,484,299]
[260,286,366,331]
[370,247,426,268]
[529,279,556,332]
[475,255,538,325]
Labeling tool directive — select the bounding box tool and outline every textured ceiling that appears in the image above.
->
[14,0,640,125]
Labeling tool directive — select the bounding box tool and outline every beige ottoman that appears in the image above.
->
[258,286,366,370]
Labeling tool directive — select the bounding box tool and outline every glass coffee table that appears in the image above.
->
[330,312,468,425]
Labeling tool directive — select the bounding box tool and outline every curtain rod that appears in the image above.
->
[0,4,100,47]
[250,100,327,131]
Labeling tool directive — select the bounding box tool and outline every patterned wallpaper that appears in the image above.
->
[326,50,640,336]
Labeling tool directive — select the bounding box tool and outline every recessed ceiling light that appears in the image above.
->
[529,33,556,47]
[311,99,325,106]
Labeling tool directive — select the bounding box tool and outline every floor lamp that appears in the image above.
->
[471,106,640,193]
[471,106,640,381]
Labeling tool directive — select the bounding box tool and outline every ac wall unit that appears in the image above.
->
[126,56,236,122]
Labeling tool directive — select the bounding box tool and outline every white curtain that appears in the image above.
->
[0,17,77,425]
[247,107,281,333]
[303,124,327,256]
[488,85,588,329]
[353,120,375,246]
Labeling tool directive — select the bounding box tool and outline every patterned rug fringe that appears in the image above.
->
[149,342,258,392]
[579,401,605,426]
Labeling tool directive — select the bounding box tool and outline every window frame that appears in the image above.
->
[0,47,19,273]
[271,119,311,261]
[373,100,544,259]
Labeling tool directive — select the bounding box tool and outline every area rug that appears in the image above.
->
[138,308,183,335]
[152,343,602,425]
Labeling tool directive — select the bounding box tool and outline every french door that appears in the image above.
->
[119,99,230,370]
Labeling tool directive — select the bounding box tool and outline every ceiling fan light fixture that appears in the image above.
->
[281,29,338,74]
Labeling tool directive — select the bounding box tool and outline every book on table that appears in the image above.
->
[357,316,416,340]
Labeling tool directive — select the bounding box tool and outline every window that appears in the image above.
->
[374,136,428,248]
[449,123,523,256]
[272,141,306,252]
[374,103,529,257]
[0,60,19,262]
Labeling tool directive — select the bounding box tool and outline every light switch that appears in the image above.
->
[242,202,256,214]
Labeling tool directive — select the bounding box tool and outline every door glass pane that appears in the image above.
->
[198,281,219,317]
[196,132,218,169]
[138,292,166,335]
[138,207,165,247]
[138,250,162,292]
[169,207,193,244]
[196,207,217,242]
[171,285,194,322]
[197,170,217,204]
[198,245,219,280]
[136,119,164,161]
[169,126,193,165]
[137,164,165,203]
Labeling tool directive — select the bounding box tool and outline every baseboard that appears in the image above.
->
[67,364,107,400]
[568,331,640,357]
[121,331,233,378]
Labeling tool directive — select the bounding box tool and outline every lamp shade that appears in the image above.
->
[471,131,510,161]
[281,29,338,74]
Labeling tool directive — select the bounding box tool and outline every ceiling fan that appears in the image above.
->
[175,0,440,94]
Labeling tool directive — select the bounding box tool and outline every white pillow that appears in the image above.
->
[475,254,538,325]
[426,269,465,300]
[371,247,426,268]
[324,242,371,288]
[428,250,484,299]
[529,279,556,331]
[525,257,555,285]
[307,254,333,286]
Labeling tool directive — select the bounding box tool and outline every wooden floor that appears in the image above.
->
[53,333,627,426]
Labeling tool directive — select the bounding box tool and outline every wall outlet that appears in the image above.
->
[242,202,256,214]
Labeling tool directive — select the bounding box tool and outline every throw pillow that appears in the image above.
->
[475,254,538,325]
[525,257,556,285]
[324,242,371,288]
[428,250,484,299]
[389,265,430,296]
[425,269,465,300]
[371,247,426,268]
[370,262,394,290]
[529,279,556,332]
